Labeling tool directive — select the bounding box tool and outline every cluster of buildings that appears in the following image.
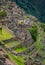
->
[0,0,45,65]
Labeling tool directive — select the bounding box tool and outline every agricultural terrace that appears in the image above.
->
[0,28,14,41]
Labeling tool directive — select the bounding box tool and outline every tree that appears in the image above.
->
[28,25,38,41]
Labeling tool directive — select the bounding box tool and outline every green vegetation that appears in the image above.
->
[6,51,24,65]
[28,23,44,52]
[0,11,7,19]
[41,23,45,32]
[0,11,7,34]
[15,47,27,53]
[28,25,38,41]
[24,15,29,19]
[36,25,44,51]
[36,36,43,51]
[0,18,45,65]
[0,2,45,65]
[0,27,25,65]
[0,28,14,41]
[0,27,2,34]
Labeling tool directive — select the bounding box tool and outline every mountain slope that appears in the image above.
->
[12,0,45,23]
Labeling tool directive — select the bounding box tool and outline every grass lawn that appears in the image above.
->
[15,47,27,53]
[7,51,24,65]
[0,28,14,41]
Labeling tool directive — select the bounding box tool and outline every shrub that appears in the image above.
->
[0,11,7,19]
[41,23,45,32]
[28,25,38,41]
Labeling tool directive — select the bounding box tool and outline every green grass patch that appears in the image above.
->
[15,47,27,53]
[0,28,14,41]
[7,51,24,65]
[36,32,44,52]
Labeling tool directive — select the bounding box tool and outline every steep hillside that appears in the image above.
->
[12,0,45,22]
